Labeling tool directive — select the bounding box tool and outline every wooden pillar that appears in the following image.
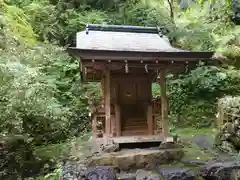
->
[101,78,105,98]
[153,116,158,135]
[92,115,97,137]
[111,114,116,137]
[159,70,168,139]
[115,104,121,136]
[147,104,153,135]
[104,69,111,137]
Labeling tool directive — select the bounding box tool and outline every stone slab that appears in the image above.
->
[85,148,184,170]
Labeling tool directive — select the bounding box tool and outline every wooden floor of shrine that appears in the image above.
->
[112,135,164,144]
[97,134,173,146]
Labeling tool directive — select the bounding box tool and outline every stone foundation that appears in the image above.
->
[60,160,240,180]
[85,148,184,170]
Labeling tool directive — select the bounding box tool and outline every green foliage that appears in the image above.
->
[0,61,69,138]
[1,0,240,179]
[111,1,171,26]
[0,135,51,179]
[168,65,240,127]
[0,11,91,177]
[1,1,36,45]
[26,166,61,180]
[40,167,61,180]
[21,0,112,45]
[23,2,58,42]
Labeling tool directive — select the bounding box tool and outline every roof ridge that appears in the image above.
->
[85,24,165,34]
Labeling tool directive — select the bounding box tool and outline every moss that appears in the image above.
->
[35,133,92,161]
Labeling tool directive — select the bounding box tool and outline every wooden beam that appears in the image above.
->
[159,70,168,139]
[82,60,169,70]
[81,60,190,74]
[115,104,121,136]
[104,69,111,137]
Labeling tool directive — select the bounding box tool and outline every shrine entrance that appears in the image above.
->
[117,76,151,136]
[121,104,147,136]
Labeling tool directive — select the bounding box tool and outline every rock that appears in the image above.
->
[191,134,214,150]
[85,166,118,180]
[60,161,87,180]
[212,153,236,162]
[158,166,196,180]
[101,143,119,153]
[159,142,181,149]
[60,161,118,180]
[118,173,136,180]
[86,149,184,170]
[136,169,160,180]
[198,161,240,180]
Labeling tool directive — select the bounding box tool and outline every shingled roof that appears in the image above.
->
[76,24,185,52]
[68,24,215,61]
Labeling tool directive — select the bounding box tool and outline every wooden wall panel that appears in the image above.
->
[137,79,151,102]
[111,75,152,105]
[110,80,118,103]
[119,83,137,104]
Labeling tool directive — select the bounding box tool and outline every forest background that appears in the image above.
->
[0,0,240,179]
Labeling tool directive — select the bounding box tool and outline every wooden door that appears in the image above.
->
[119,82,137,104]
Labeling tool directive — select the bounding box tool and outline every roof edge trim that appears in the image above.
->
[85,24,165,34]
[67,47,215,59]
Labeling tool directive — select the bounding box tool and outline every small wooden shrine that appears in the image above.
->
[67,24,214,144]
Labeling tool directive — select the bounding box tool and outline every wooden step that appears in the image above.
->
[123,125,147,130]
[123,123,147,127]
[124,120,147,125]
[122,130,148,136]
[124,117,146,121]
[123,128,147,133]
[122,118,148,136]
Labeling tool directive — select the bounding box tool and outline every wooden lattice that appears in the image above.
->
[96,116,105,138]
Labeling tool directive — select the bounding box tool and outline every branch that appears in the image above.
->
[166,0,174,23]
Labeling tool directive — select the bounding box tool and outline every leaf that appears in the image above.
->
[217,72,227,80]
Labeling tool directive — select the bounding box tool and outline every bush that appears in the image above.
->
[168,66,240,128]
[0,135,50,179]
